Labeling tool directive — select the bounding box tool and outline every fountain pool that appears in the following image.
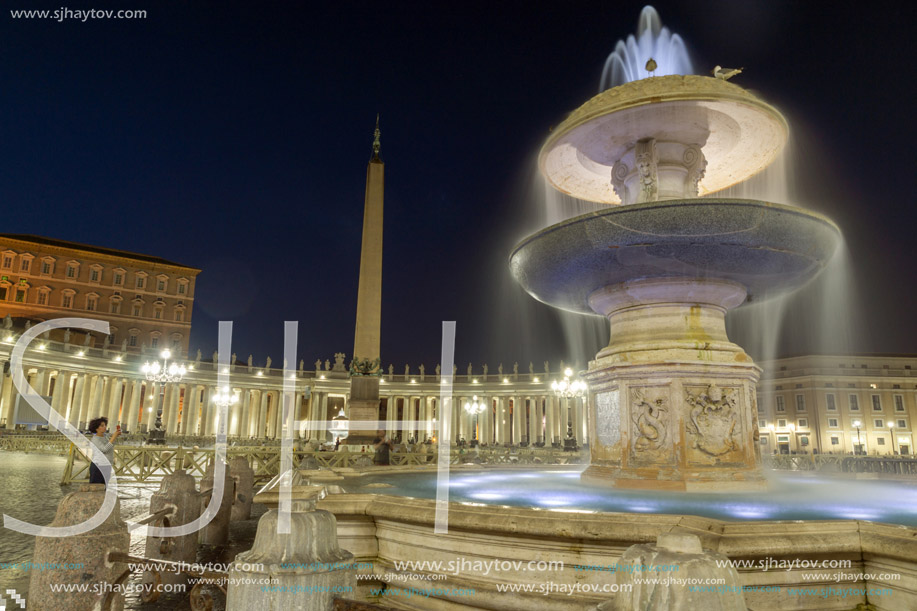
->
[341,467,917,526]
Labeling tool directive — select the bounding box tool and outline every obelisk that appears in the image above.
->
[347,116,384,445]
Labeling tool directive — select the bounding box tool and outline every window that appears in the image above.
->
[898,419,907,429]
[19,259,30,272]
[776,385,783,390]
[86,296,98,311]
[795,394,805,411]
[877,438,886,446]
[109,301,121,314]
[776,396,785,412]
[0,286,6,300]
[848,383,856,388]
[174,310,184,322]
[872,395,882,411]
[761,437,768,445]
[150,337,159,349]
[874,419,884,428]
[37,291,48,305]
[795,384,802,389]
[41,262,51,275]
[170,336,181,350]
[849,395,859,411]
[798,418,808,428]
[90,269,100,282]
[895,396,905,412]
[828,418,839,428]
[893,384,901,389]
[1,256,11,269]
[154,308,162,320]
[157,280,166,292]
[62,294,73,308]
[778,419,787,428]
[113,272,123,286]
[826,394,836,411]
[831,436,839,445]
[177,283,186,295]
[758,419,767,429]
[826,382,834,388]
[66,265,77,278]
[15,289,25,303]
[135,276,145,289]
[128,334,138,347]
[132,304,142,317]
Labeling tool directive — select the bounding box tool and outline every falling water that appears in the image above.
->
[599,6,693,91]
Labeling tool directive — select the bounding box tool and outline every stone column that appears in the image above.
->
[125,380,142,434]
[0,370,15,427]
[239,389,252,438]
[67,374,85,428]
[512,397,522,444]
[166,384,181,434]
[51,371,70,421]
[106,378,123,425]
[203,387,216,437]
[318,391,329,441]
[273,391,284,439]
[77,375,96,429]
[574,396,584,444]
[256,391,269,438]
[545,395,555,446]
[184,384,201,436]
[36,368,53,396]
[231,388,245,437]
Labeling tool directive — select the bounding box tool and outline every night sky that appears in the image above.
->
[2,1,915,370]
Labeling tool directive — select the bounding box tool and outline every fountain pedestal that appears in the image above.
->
[581,278,764,491]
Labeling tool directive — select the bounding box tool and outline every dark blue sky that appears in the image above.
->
[2,1,915,368]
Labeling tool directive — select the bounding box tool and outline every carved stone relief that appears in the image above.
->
[685,384,741,458]
[629,386,674,464]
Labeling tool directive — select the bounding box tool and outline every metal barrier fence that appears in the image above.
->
[763,453,917,475]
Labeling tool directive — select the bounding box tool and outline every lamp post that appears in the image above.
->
[212,386,238,436]
[330,409,349,447]
[888,422,896,455]
[552,367,587,450]
[787,422,796,453]
[141,349,186,445]
[852,419,862,455]
[463,395,486,446]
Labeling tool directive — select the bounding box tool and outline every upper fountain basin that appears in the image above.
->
[540,75,788,204]
[509,199,841,315]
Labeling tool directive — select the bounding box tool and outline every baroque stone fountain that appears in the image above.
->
[510,55,840,492]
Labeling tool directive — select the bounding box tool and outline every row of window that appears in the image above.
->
[763,417,909,430]
[1,253,189,295]
[0,285,187,321]
[107,328,183,351]
[773,394,907,413]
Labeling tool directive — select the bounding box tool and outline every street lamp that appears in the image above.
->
[552,368,586,450]
[852,419,862,455]
[463,395,486,446]
[888,422,896,455]
[141,349,186,444]
[330,408,349,446]
[212,386,238,435]
[787,422,796,453]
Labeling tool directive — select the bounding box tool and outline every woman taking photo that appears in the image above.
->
[87,416,120,485]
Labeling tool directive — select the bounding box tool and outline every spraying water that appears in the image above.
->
[599,6,693,91]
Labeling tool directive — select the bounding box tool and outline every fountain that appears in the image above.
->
[510,13,840,491]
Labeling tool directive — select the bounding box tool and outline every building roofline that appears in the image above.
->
[0,234,201,272]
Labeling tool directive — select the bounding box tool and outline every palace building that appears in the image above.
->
[0,234,200,355]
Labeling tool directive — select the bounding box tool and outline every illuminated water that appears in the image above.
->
[599,5,693,91]
[345,467,917,526]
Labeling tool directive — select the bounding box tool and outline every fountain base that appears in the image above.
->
[582,278,766,492]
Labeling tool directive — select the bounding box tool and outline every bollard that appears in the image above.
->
[600,532,746,611]
[28,484,130,611]
[226,473,355,611]
[143,469,202,592]
[229,456,254,521]
[199,460,234,546]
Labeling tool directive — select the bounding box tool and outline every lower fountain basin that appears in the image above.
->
[509,199,841,315]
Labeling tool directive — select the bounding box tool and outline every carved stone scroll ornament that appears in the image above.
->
[685,384,739,456]
[683,144,707,196]
[611,160,629,202]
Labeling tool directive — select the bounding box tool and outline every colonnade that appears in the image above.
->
[0,364,310,440]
